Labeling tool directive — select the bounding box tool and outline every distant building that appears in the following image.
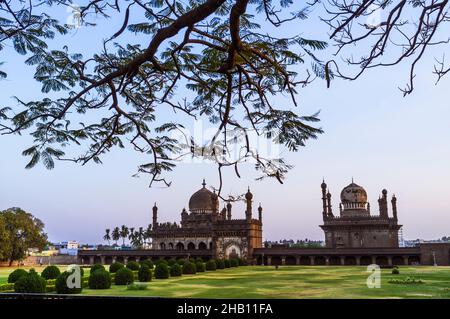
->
[150,179,263,260]
[55,241,79,256]
[320,180,402,248]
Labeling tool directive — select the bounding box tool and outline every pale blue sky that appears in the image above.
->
[1,3,449,243]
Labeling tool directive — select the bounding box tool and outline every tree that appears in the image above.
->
[0,208,48,266]
[119,225,129,246]
[1,1,448,194]
[111,227,120,246]
[0,0,326,195]
[103,228,111,246]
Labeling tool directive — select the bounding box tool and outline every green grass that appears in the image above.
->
[1,266,450,298]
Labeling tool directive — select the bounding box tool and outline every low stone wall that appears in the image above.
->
[0,255,78,267]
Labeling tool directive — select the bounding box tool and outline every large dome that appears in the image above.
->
[340,182,367,204]
[188,180,219,213]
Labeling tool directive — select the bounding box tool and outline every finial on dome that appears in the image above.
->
[202,179,206,188]
[352,177,354,183]
[245,187,253,200]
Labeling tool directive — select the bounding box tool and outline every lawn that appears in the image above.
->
[1,266,450,298]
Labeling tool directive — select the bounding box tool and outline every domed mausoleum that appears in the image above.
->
[150,180,263,261]
[320,179,401,248]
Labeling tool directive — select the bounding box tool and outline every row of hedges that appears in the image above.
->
[0,257,245,294]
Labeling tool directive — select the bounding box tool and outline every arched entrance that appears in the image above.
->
[187,242,196,250]
[176,242,185,250]
[376,256,388,266]
[315,256,326,265]
[329,256,341,265]
[408,256,420,265]
[285,256,296,265]
[94,256,101,264]
[392,256,405,266]
[344,256,356,265]
[271,256,282,266]
[105,256,113,265]
[198,242,207,250]
[160,242,166,250]
[360,256,371,266]
[300,256,310,265]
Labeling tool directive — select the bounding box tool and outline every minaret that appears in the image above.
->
[379,189,389,218]
[258,203,263,223]
[220,206,227,220]
[326,190,333,217]
[152,203,158,229]
[391,194,398,220]
[226,200,232,220]
[321,179,328,220]
[245,187,253,222]
[211,191,218,222]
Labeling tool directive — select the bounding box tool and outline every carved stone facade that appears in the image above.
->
[320,180,402,248]
[150,180,263,261]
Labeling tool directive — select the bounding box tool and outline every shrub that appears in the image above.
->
[230,259,239,267]
[14,271,46,293]
[224,259,231,268]
[8,269,28,283]
[183,262,197,275]
[216,259,225,269]
[154,263,170,279]
[109,262,124,273]
[170,263,183,277]
[392,266,400,275]
[126,261,140,271]
[41,265,61,280]
[155,258,168,266]
[196,262,206,272]
[138,264,152,282]
[205,260,217,271]
[167,258,178,267]
[55,270,83,294]
[127,283,148,290]
[0,283,15,292]
[177,258,186,266]
[88,270,111,289]
[115,267,134,285]
[140,259,154,269]
[90,264,105,274]
[237,258,245,266]
[196,257,204,263]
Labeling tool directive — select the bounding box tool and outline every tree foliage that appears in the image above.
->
[0,207,48,266]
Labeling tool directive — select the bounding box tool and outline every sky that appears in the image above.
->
[1,2,449,244]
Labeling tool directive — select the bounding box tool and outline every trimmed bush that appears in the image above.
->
[126,261,140,271]
[224,259,231,268]
[55,270,83,294]
[170,263,183,277]
[8,269,28,283]
[154,263,170,279]
[237,258,245,266]
[216,259,225,269]
[138,264,152,282]
[14,270,46,293]
[109,262,124,273]
[41,265,61,280]
[155,258,168,266]
[196,262,206,272]
[88,270,111,289]
[140,259,154,269]
[230,258,239,267]
[115,267,134,285]
[196,257,204,263]
[183,262,197,275]
[177,258,186,266]
[205,260,217,271]
[167,258,178,267]
[90,264,105,274]
[392,267,400,275]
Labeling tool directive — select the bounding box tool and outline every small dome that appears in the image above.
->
[340,182,367,204]
[188,180,219,213]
